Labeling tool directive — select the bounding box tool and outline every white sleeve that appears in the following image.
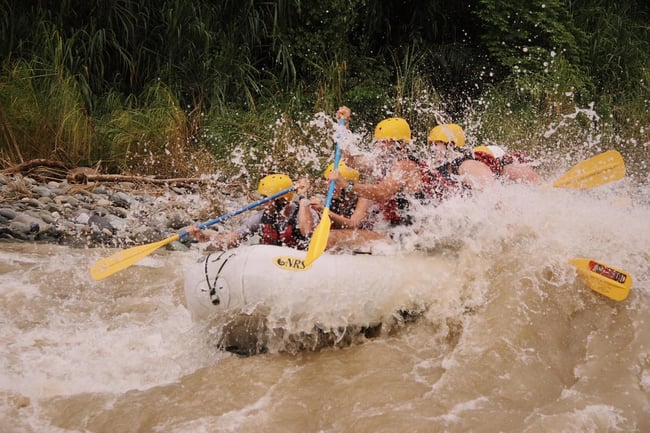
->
[235,210,263,238]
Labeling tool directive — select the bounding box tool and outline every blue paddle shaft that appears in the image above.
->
[178,186,296,238]
[324,118,346,209]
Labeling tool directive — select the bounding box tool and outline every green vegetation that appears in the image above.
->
[1,0,648,179]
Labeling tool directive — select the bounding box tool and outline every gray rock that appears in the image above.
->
[20,198,43,208]
[73,193,94,203]
[96,198,111,208]
[13,213,46,230]
[75,212,90,224]
[0,208,16,219]
[166,240,189,251]
[106,215,127,231]
[166,211,191,230]
[109,206,128,218]
[24,209,56,224]
[92,207,108,217]
[9,221,36,235]
[55,195,81,207]
[55,219,76,234]
[45,204,64,215]
[88,214,115,233]
[22,177,37,186]
[130,226,164,243]
[110,192,132,209]
[32,186,53,198]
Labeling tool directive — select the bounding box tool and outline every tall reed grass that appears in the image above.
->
[0,1,647,179]
[0,57,95,166]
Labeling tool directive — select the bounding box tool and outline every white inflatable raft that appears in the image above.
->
[183,244,457,331]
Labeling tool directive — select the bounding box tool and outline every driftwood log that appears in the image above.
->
[1,159,210,189]
[1,159,71,176]
[66,170,205,188]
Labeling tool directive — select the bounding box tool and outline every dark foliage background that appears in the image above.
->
[1,0,648,177]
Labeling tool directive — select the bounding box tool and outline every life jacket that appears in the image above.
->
[427,161,470,203]
[259,204,308,249]
[331,192,357,218]
[474,149,534,176]
[473,151,502,175]
[424,149,477,204]
[380,191,413,226]
[501,151,534,166]
[331,192,376,230]
[379,157,467,226]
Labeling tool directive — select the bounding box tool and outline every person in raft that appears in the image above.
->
[472,143,542,184]
[429,122,541,185]
[327,117,495,230]
[187,174,319,250]
[424,123,498,198]
[310,161,387,249]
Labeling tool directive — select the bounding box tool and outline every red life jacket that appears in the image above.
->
[502,151,534,166]
[474,150,534,176]
[331,193,357,218]
[425,162,468,203]
[379,158,466,226]
[473,151,503,175]
[380,193,411,225]
[259,205,308,249]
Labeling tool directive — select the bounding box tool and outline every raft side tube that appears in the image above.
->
[184,244,455,327]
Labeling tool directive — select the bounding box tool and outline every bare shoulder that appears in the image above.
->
[459,159,493,176]
[459,159,495,188]
[384,159,421,192]
[391,159,419,175]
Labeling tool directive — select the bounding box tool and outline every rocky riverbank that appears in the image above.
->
[0,172,250,250]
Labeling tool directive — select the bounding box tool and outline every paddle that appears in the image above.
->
[551,150,625,189]
[304,118,346,266]
[569,258,632,301]
[90,186,296,280]
[553,152,631,300]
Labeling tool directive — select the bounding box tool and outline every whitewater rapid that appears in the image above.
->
[1,175,649,433]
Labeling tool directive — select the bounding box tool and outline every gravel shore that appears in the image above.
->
[0,173,249,250]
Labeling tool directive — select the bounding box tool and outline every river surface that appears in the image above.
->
[2,178,649,433]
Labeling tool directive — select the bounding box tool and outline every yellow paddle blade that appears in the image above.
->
[90,234,180,280]
[303,208,331,267]
[569,257,632,301]
[552,150,625,189]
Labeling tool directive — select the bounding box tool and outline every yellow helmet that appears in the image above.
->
[446,123,466,147]
[257,174,294,200]
[323,161,360,182]
[427,123,466,148]
[473,145,492,155]
[373,117,411,141]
